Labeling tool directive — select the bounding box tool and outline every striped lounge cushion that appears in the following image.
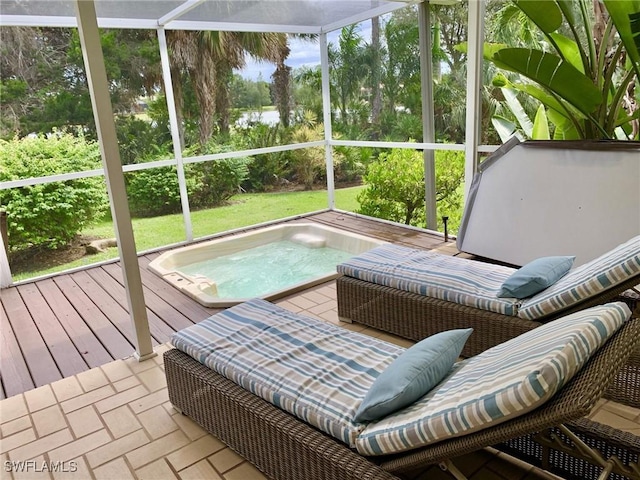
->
[171,298,402,447]
[518,235,640,320]
[338,244,520,315]
[355,302,631,456]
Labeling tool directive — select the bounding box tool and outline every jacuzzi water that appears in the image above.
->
[178,240,354,299]
[148,223,388,307]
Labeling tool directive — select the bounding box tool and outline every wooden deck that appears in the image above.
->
[0,211,451,399]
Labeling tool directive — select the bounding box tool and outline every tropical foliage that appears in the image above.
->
[290,123,326,190]
[486,0,640,140]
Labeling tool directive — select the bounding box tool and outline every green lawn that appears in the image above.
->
[12,186,364,281]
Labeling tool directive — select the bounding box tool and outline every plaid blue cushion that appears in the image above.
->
[338,244,520,315]
[519,235,640,320]
[171,298,402,447]
[355,302,631,456]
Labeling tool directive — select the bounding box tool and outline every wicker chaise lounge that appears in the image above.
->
[165,299,640,480]
[336,234,640,407]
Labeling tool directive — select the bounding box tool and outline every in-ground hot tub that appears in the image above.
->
[149,223,388,307]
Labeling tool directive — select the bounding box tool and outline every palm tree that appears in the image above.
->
[273,34,316,128]
[329,25,369,126]
[370,16,383,132]
[271,51,292,127]
[166,30,200,147]
[168,30,289,147]
[211,31,289,136]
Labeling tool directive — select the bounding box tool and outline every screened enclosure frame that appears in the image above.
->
[0,0,488,360]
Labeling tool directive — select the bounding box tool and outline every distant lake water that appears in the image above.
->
[237,110,280,126]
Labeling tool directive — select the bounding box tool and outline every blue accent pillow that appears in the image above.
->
[354,328,473,423]
[497,255,575,299]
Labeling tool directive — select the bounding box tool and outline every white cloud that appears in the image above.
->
[238,62,276,81]
[236,22,373,81]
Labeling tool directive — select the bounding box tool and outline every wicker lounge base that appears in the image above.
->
[164,316,640,480]
[336,275,640,408]
[499,419,640,480]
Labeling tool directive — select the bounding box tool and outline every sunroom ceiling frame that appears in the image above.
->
[0,0,413,33]
[158,0,206,26]
[320,2,409,33]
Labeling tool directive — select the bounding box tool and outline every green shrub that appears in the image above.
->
[115,115,171,165]
[333,145,371,184]
[290,124,325,190]
[235,123,293,191]
[434,150,464,234]
[184,143,252,208]
[356,148,464,230]
[125,167,184,217]
[187,156,251,208]
[125,143,252,217]
[357,148,425,225]
[242,150,292,192]
[0,132,109,250]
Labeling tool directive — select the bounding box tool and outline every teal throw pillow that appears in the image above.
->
[354,328,473,423]
[497,255,575,299]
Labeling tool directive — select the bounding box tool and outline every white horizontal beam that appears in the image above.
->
[165,20,321,34]
[0,169,105,189]
[0,158,177,190]
[184,141,325,164]
[95,18,160,29]
[0,16,317,32]
[0,139,496,192]
[0,15,77,27]
[0,143,328,189]
[122,159,178,172]
[478,145,500,153]
[330,140,465,151]
[0,5,412,33]
[0,14,160,29]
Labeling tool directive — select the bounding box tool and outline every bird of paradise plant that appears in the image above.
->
[487,0,640,140]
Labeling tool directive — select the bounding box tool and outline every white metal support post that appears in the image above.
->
[157,27,194,241]
[75,0,156,361]
[320,32,336,209]
[463,0,486,201]
[418,1,437,231]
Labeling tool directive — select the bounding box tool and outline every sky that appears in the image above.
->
[238,23,373,81]
[240,36,322,81]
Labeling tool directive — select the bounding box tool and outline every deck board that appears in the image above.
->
[16,283,89,378]
[84,266,175,344]
[0,302,34,398]
[37,278,113,369]
[301,211,445,249]
[0,212,448,397]
[52,275,135,360]
[3,287,63,388]
[101,262,197,332]
[69,270,139,343]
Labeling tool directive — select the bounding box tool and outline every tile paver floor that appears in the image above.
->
[1,282,638,480]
